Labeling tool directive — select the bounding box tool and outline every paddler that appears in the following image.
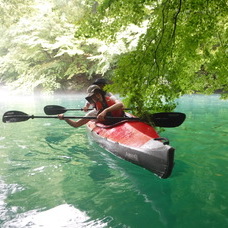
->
[83,78,115,112]
[58,85,125,127]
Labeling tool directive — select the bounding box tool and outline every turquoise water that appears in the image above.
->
[0,94,227,228]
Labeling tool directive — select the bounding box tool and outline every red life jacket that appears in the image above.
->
[95,96,124,117]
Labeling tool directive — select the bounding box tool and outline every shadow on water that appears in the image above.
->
[45,136,69,144]
[171,160,190,178]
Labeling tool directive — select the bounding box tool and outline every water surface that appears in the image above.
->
[0,94,227,227]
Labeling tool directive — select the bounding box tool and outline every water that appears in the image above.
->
[0,94,227,228]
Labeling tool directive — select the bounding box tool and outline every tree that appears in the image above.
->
[76,0,228,115]
[0,0,104,93]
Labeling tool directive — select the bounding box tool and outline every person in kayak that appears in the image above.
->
[58,85,125,127]
[83,78,116,112]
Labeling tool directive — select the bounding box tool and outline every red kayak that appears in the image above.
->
[87,118,175,179]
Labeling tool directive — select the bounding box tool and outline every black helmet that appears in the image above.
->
[93,78,107,86]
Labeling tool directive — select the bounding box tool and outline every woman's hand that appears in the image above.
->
[97,110,107,121]
[58,114,64,120]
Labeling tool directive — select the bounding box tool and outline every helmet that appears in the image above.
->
[93,78,107,86]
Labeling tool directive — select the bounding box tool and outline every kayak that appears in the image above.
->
[87,118,175,179]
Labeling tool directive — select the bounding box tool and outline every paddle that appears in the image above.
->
[44,105,131,115]
[44,105,91,114]
[2,110,186,127]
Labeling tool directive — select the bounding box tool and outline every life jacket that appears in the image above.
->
[95,96,124,120]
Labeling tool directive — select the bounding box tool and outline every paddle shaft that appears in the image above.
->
[43,105,131,115]
[56,108,92,111]
[62,108,131,111]
[7,115,140,121]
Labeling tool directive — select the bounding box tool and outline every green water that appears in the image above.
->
[0,94,227,228]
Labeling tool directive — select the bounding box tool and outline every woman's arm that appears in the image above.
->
[58,114,90,128]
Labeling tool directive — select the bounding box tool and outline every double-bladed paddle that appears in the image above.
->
[2,110,186,127]
[44,105,130,115]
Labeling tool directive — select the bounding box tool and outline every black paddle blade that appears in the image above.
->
[2,111,30,123]
[152,112,186,128]
[44,105,67,115]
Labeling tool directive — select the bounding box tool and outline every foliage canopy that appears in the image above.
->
[76,0,228,114]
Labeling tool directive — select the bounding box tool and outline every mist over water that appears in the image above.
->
[0,93,227,228]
